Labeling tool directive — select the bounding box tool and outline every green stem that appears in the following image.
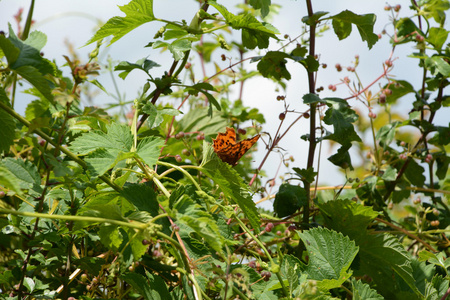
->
[157,161,202,191]
[0,208,146,230]
[21,0,35,40]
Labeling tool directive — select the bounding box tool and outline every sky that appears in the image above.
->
[1,0,447,209]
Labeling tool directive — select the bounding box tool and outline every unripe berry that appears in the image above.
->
[175,132,185,139]
[279,113,286,120]
[175,155,182,162]
[182,149,191,156]
[265,223,274,232]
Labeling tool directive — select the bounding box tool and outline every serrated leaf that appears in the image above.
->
[200,142,261,232]
[328,143,354,170]
[99,224,123,250]
[6,25,54,75]
[23,277,35,292]
[69,123,132,155]
[427,27,448,51]
[176,197,224,255]
[292,167,317,183]
[209,0,278,49]
[15,65,54,101]
[425,274,449,300]
[1,158,42,193]
[356,234,419,298]
[86,0,156,46]
[123,272,170,300]
[142,103,181,128]
[86,149,134,177]
[352,279,384,300]
[115,57,160,79]
[257,51,291,80]
[329,10,378,49]
[404,159,425,187]
[121,183,159,216]
[0,166,22,195]
[381,165,397,181]
[23,30,47,51]
[273,183,307,218]
[299,228,358,288]
[425,56,450,76]
[0,89,15,154]
[249,0,271,18]
[136,136,164,167]
[322,97,361,145]
[384,80,415,104]
[319,199,378,240]
[376,122,400,147]
[24,99,50,121]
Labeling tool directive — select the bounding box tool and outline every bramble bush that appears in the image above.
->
[0,0,449,299]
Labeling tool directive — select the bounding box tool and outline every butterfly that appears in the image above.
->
[212,127,260,166]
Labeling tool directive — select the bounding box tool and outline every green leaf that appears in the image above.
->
[209,0,278,49]
[99,224,123,250]
[136,136,164,167]
[0,26,55,101]
[322,97,361,145]
[23,30,47,51]
[418,250,447,269]
[4,25,54,75]
[355,234,420,298]
[257,51,291,80]
[0,158,42,194]
[395,17,422,43]
[184,83,221,114]
[123,272,171,300]
[200,142,261,232]
[273,183,307,218]
[280,255,302,295]
[86,0,156,46]
[0,89,15,154]
[328,10,378,49]
[115,57,160,79]
[175,196,224,255]
[142,104,181,128]
[24,99,50,121]
[176,106,227,137]
[425,56,450,76]
[292,167,317,183]
[15,65,54,101]
[0,165,22,195]
[249,0,272,18]
[404,159,425,187]
[121,183,159,216]
[427,27,448,51]
[70,123,133,155]
[328,143,353,170]
[351,278,384,300]
[376,122,400,147]
[319,199,378,240]
[299,228,358,289]
[384,80,415,104]
[425,275,449,300]
[381,165,397,181]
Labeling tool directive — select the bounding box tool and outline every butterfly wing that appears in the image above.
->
[217,134,260,166]
[213,127,236,151]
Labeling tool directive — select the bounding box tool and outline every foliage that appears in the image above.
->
[0,0,449,299]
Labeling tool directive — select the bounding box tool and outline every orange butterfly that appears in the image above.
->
[212,127,260,166]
